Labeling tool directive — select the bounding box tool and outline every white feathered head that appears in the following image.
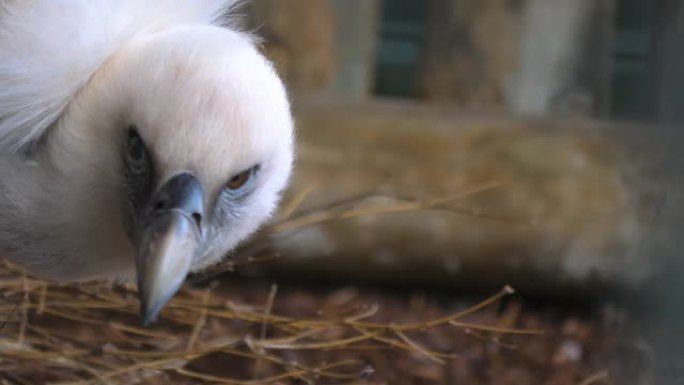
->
[0,0,294,324]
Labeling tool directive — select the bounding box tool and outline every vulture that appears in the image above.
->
[0,0,294,324]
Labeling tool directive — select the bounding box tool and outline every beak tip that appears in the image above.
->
[140,303,160,327]
[135,209,198,326]
[137,280,176,327]
[137,270,187,327]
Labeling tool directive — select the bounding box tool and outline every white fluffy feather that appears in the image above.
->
[0,0,241,152]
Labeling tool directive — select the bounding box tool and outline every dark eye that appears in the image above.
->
[126,127,147,170]
[226,165,259,191]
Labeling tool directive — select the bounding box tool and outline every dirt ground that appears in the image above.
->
[0,269,660,385]
[185,277,653,385]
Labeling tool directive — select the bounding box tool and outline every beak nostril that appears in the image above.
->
[192,213,202,227]
[154,200,167,212]
[149,173,204,230]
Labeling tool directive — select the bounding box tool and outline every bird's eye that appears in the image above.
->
[226,165,259,191]
[126,127,147,169]
[226,170,251,190]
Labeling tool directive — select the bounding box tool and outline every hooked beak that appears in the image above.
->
[136,173,204,326]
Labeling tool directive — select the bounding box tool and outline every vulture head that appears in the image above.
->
[0,1,294,324]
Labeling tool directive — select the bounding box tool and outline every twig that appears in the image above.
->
[36,283,47,315]
[395,330,446,365]
[577,370,610,385]
[187,288,212,351]
[276,183,317,220]
[17,272,28,345]
[273,181,500,232]
[253,283,278,379]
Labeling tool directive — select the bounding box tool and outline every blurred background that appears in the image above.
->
[245,0,684,121]
[220,0,684,384]
[218,0,683,382]
[234,0,683,300]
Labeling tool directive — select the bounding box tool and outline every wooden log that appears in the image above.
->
[236,100,680,295]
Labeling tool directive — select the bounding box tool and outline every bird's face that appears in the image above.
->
[55,26,293,324]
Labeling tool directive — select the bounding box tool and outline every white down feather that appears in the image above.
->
[0,0,241,153]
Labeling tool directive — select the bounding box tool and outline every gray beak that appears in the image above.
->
[136,173,204,326]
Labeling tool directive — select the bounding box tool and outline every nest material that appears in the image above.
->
[0,259,540,385]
